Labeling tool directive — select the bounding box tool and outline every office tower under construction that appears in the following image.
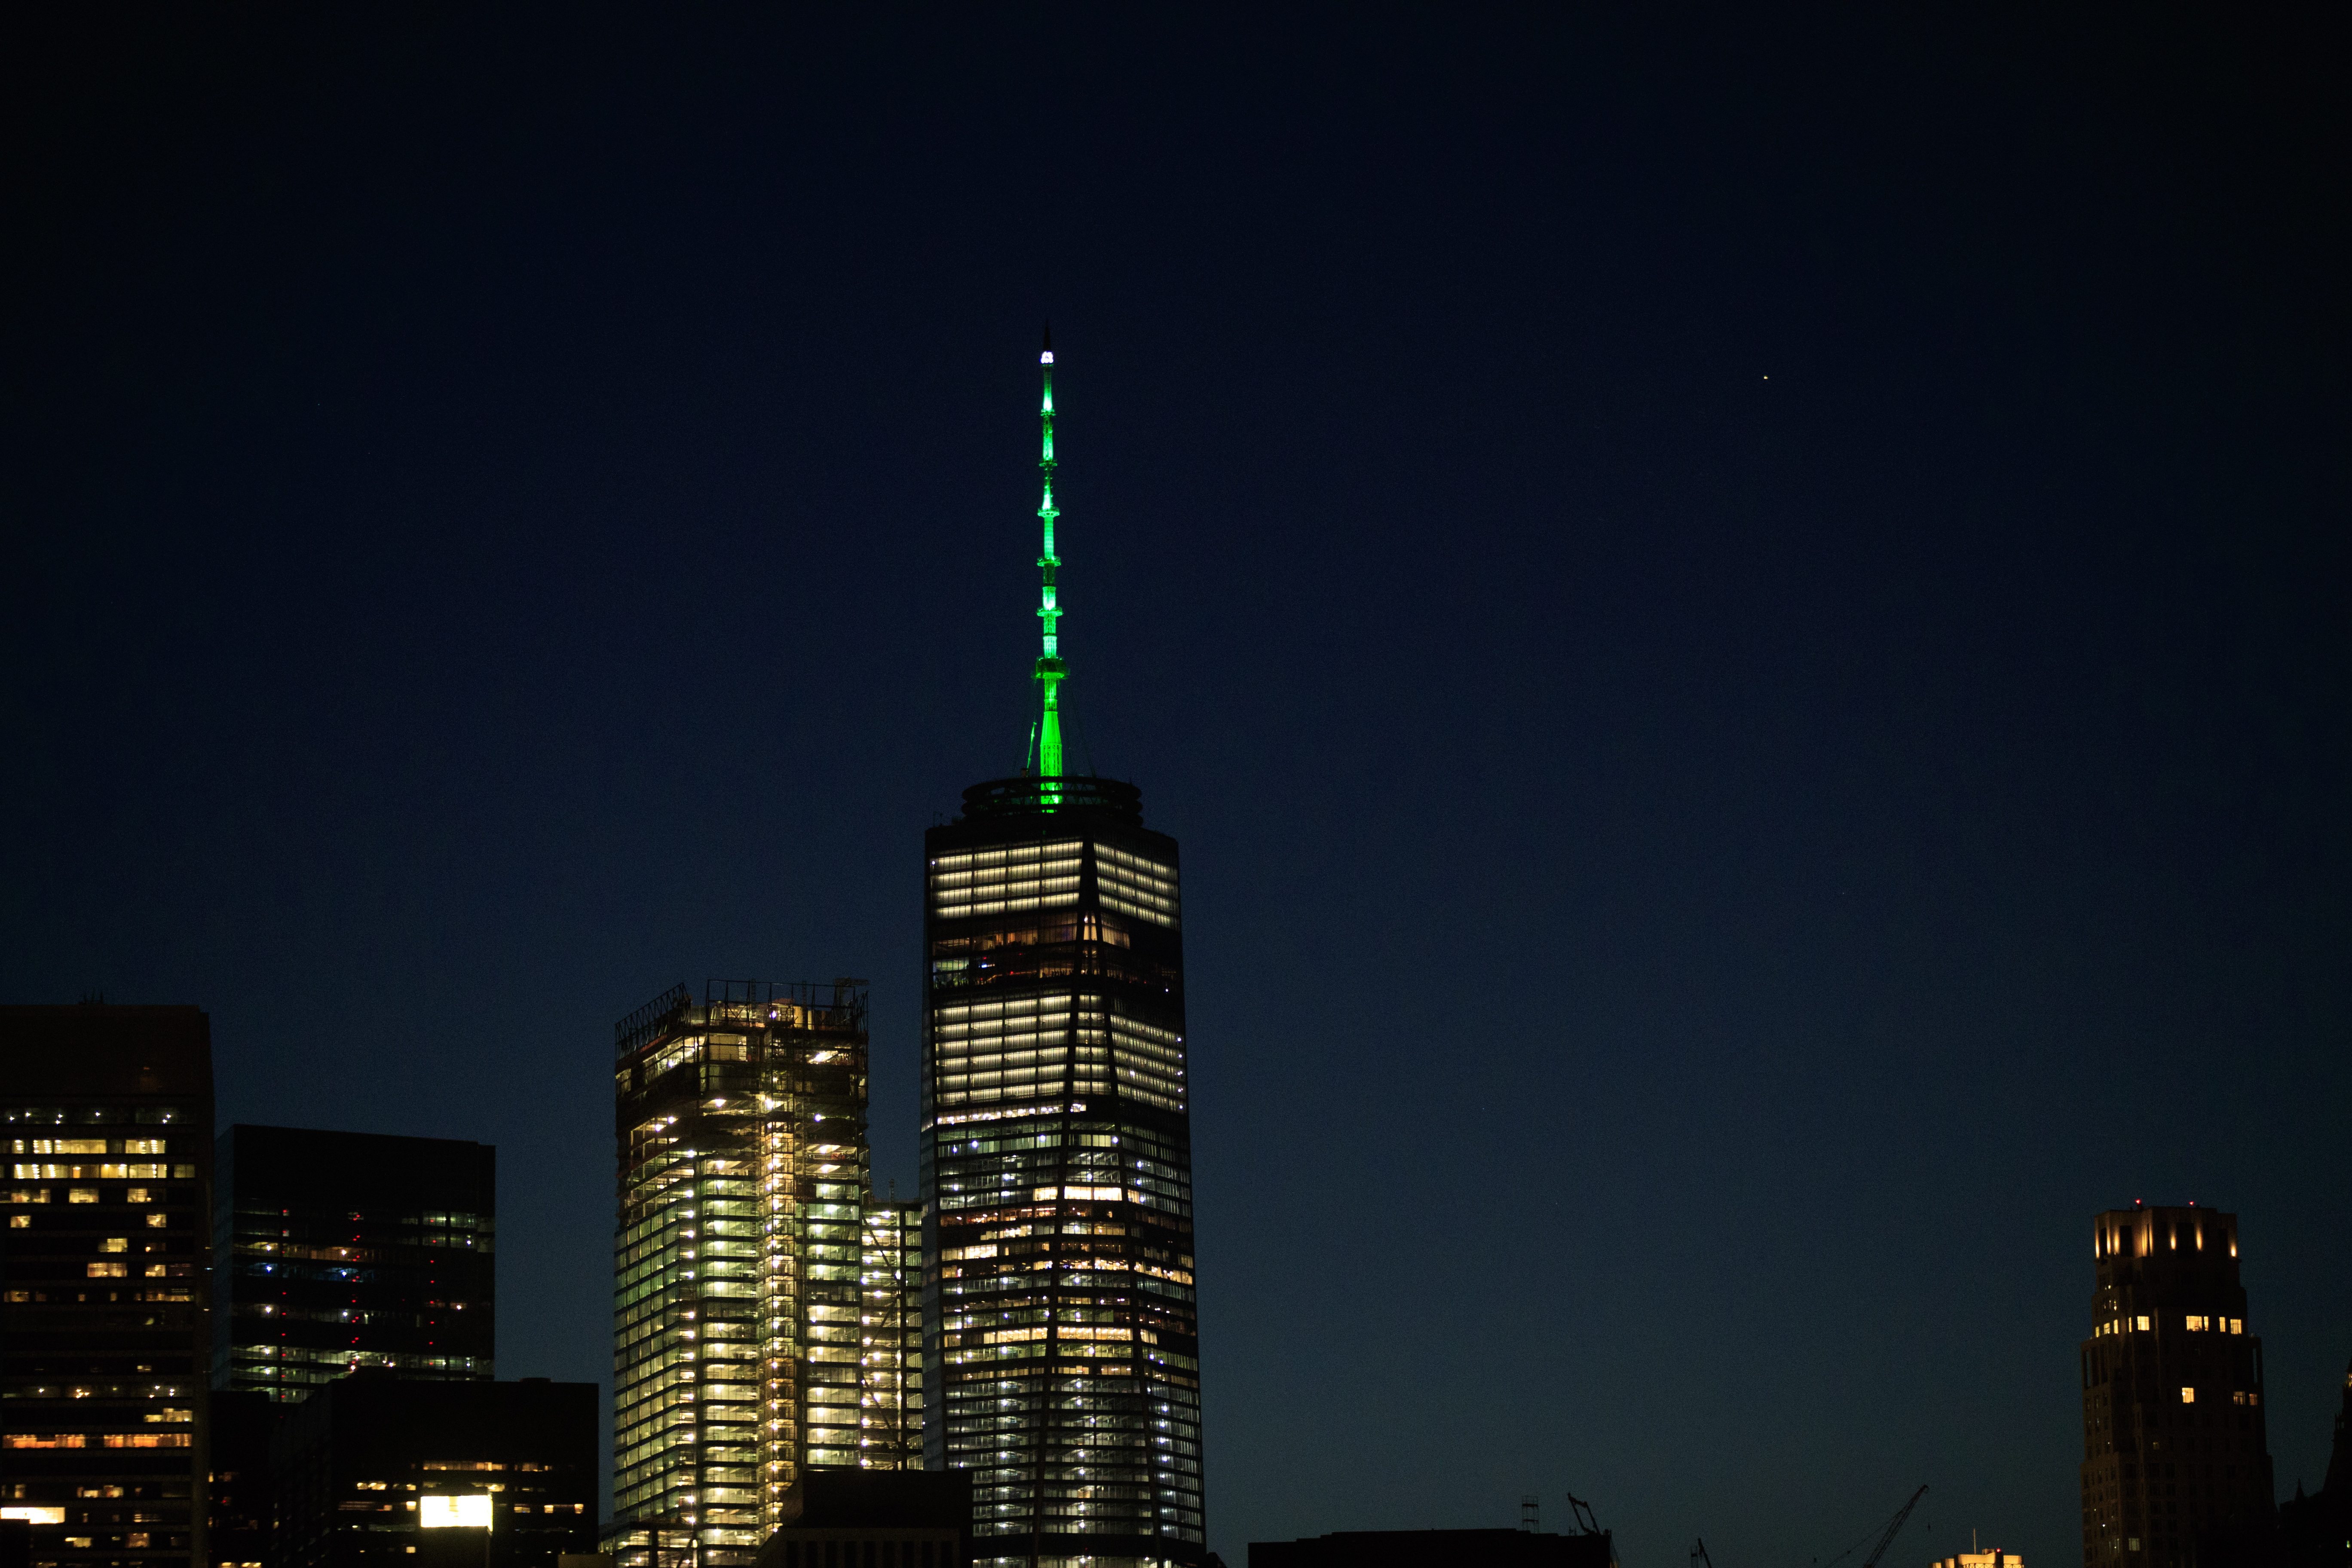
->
[605,980,920,1568]
[2079,1205,2275,1568]
[919,334,1207,1568]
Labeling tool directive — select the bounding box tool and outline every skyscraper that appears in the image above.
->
[212,1125,496,1400]
[2079,1205,2274,1568]
[919,334,1207,1568]
[0,1004,215,1568]
[605,980,919,1568]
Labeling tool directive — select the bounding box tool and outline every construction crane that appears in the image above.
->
[1818,1486,1930,1568]
[1693,1538,1717,1568]
[1563,1492,1617,1568]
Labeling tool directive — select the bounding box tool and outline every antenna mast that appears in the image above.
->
[1029,324,1068,779]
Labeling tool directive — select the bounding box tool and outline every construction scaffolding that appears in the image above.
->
[606,980,917,1568]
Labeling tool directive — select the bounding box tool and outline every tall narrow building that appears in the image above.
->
[2079,1205,2274,1568]
[0,1004,216,1568]
[920,334,1207,1568]
[605,980,919,1568]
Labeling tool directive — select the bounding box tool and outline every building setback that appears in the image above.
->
[919,335,1206,1567]
[2079,1206,2275,1568]
[213,1126,495,1400]
[0,1004,216,1568]
[604,981,919,1568]
[269,1374,595,1568]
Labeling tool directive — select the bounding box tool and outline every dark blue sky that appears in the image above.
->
[4,10,2347,1567]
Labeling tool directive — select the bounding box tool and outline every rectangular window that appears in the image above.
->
[2230,1319,2242,1335]
[2136,1316,2150,1331]
[2181,1387,2196,1403]
[68,1188,98,1203]
[87,1262,127,1277]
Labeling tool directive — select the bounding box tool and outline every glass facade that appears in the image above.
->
[606,981,920,1568]
[859,1201,923,1471]
[211,1125,496,1400]
[921,777,1206,1568]
[0,1004,215,1568]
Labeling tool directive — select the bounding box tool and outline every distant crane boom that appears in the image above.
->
[1860,1486,1930,1568]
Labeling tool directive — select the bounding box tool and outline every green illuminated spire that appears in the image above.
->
[1028,324,1068,781]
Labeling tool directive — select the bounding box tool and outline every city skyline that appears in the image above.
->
[4,11,2348,1568]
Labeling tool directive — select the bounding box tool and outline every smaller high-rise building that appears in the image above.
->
[858,1201,923,1471]
[268,1374,596,1568]
[213,1126,496,1400]
[0,1004,215,1568]
[2079,1206,2274,1568]
[604,980,920,1568]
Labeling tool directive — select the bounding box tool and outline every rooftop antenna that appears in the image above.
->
[1522,1496,1540,1533]
[1024,322,1069,790]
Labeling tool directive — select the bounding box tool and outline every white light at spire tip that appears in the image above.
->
[1041,351,1054,364]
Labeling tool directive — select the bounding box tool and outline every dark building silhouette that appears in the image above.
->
[0,1004,215,1568]
[752,1471,972,1568]
[207,1390,277,1568]
[919,338,1204,1567]
[1250,1530,1615,1568]
[2079,1206,2275,1568]
[213,1126,495,1400]
[2277,1357,2352,1568]
[270,1375,595,1568]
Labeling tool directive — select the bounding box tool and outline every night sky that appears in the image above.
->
[5,10,2348,1567]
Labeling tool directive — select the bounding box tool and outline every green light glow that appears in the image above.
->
[1031,330,1066,792]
